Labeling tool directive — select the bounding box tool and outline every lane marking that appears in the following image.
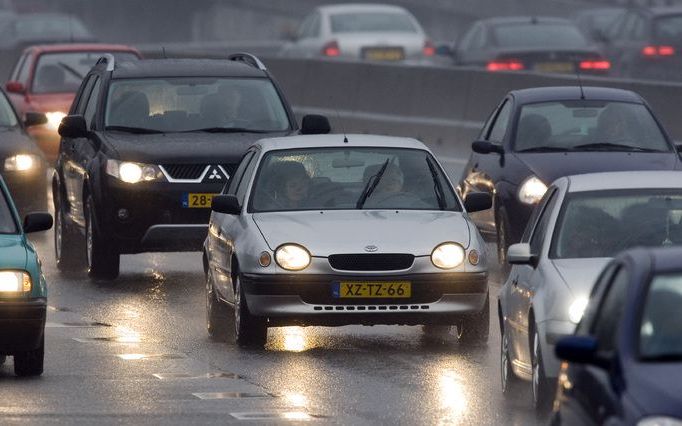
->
[230,411,322,421]
[116,353,186,360]
[153,372,239,380]
[192,392,272,400]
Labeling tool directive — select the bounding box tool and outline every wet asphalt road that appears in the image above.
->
[0,160,545,425]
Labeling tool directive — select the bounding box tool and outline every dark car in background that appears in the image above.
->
[443,17,610,75]
[572,7,625,43]
[458,86,680,270]
[53,54,329,280]
[553,246,682,425]
[598,7,682,80]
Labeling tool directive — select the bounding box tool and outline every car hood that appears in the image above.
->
[100,131,289,164]
[626,362,682,418]
[514,152,678,185]
[0,127,43,159]
[0,234,27,270]
[252,210,470,257]
[551,258,610,298]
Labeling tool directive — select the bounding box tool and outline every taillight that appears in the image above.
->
[487,59,524,71]
[423,40,435,56]
[579,60,611,70]
[642,45,675,57]
[322,40,340,57]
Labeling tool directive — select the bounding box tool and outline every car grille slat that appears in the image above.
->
[328,254,414,271]
[161,164,207,180]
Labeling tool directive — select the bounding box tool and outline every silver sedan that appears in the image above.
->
[204,134,492,347]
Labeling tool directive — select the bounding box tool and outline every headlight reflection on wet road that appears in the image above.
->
[438,369,468,424]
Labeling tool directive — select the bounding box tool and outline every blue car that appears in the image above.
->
[0,175,52,376]
[552,246,682,425]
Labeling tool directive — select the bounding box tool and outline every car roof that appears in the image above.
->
[318,3,410,14]
[561,171,682,192]
[254,134,429,152]
[645,6,682,17]
[110,58,265,79]
[510,86,643,104]
[479,16,573,26]
[24,43,139,55]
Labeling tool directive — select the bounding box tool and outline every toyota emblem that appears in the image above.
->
[364,245,378,252]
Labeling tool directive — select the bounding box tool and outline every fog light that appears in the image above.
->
[117,209,130,220]
[259,251,271,267]
[468,249,480,266]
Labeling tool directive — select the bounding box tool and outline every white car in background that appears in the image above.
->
[498,171,682,413]
[280,3,435,63]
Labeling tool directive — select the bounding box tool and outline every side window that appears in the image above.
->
[630,15,646,40]
[73,75,96,115]
[308,13,321,38]
[225,151,255,195]
[607,13,627,40]
[10,53,28,82]
[591,266,630,352]
[297,14,314,39]
[458,25,480,51]
[521,188,556,243]
[529,190,558,254]
[487,100,512,142]
[83,77,101,130]
[236,154,260,204]
[471,26,487,49]
[17,54,32,84]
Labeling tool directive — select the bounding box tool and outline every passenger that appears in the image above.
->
[270,161,311,209]
[516,113,552,150]
[559,205,621,258]
[362,163,427,208]
[595,103,638,143]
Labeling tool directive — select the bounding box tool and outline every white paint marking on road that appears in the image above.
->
[116,353,186,360]
[193,392,272,400]
[153,372,239,380]
[46,321,111,328]
[230,411,317,421]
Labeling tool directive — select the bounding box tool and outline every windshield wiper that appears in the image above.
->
[183,127,268,134]
[105,125,164,134]
[356,158,390,209]
[516,146,573,153]
[58,61,84,80]
[573,142,664,152]
[425,156,446,210]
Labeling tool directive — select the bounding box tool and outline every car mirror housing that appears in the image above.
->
[472,140,504,155]
[507,243,537,266]
[5,80,25,94]
[300,114,331,135]
[58,115,88,138]
[555,336,611,368]
[24,111,48,128]
[464,192,492,212]
[211,195,241,215]
[23,212,53,233]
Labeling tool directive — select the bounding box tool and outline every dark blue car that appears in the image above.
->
[552,246,682,425]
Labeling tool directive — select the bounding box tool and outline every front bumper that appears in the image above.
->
[0,298,46,353]
[538,319,576,380]
[241,272,488,326]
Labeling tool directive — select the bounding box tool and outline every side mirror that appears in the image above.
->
[211,195,241,215]
[24,111,47,128]
[58,115,88,138]
[555,336,611,368]
[472,140,504,155]
[464,192,492,212]
[435,44,452,56]
[300,114,331,135]
[507,243,537,267]
[23,212,53,233]
[5,80,25,94]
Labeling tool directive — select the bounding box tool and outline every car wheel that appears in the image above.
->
[496,210,511,277]
[206,270,229,341]
[54,196,85,273]
[85,196,120,280]
[532,327,553,414]
[457,292,490,346]
[233,273,267,348]
[500,323,523,395]
[14,335,44,376]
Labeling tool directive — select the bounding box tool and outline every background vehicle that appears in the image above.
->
[458,86,679,269]
[443,17,610,75]
[5,44,141,163]
[279,3,435,63]
[0,174,52,377]
[553,246,682,425]
[205,135,492,348]
[572,7,625,43]
[500,171,682,413]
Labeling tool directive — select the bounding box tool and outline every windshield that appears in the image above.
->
[493,23,588,48]
[32,52,139,94]
[0,91,18,127]
[552,190,682,259]
[640,274,682,361]
[514,101,670,152]
[0,188,17,234]
[330,12,419,34]
[249,148,460,213]
[104,78,290,133]
[654,15,682,45]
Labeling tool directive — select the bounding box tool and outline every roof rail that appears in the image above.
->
[95,54,116,71]
[228,53,267,71]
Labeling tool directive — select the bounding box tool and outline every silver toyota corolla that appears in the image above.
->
[203,134,492,347]
[499,171,682,412]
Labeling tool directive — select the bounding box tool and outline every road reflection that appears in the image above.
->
[437,369,468,425]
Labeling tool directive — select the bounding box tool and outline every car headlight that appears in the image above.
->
[431,242,465,269]
[518,175,548,204]
[0,271,31,293]
[45,111,67,131]
[106,159,164,184]
[568,297,589,324]
[275,244,311,271]
[638,417,682,426]
[4,154,39,172]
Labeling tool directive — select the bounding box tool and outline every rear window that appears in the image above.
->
[330,12,419,34]
[493,23,588,48]
[654,14,682,44]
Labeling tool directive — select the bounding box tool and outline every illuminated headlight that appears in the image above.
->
[275,244,311,271]
[518,176,548,204]
[0,271,31,293]
[106,159,163,184]
[45,111,67,130]
[568,297,589,324]
[431,242,465,269]
[4,154,38,171]
[638,417,682,426]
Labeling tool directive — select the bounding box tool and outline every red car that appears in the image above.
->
[5,44,141,163]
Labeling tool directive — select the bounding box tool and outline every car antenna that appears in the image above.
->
[574,58,586,100]
[334,106,348,143]
[162,47,168,59]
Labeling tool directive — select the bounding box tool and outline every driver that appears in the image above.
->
[595,103,637,143]
[270,161,311,209]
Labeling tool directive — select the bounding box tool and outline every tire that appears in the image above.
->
[54,194,85,273]
[14,335,44,376]
[496,210,511,278]
[458,292,490,346]
[500,322,524,395]
[85,195,120,280]
[532,327,553,414]
[233,273,267,348]
[206,270,229,341]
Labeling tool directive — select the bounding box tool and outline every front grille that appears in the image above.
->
[328,254,415,271]
[161,164,207,180]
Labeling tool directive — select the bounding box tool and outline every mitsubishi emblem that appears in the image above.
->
[208,168,222,180]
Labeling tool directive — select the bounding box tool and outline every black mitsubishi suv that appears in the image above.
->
[53,54,329,280]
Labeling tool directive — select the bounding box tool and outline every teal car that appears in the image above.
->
[0,175,52,376]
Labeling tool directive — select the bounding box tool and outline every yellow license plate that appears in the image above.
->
[183,193,216,208]
[364,48,405,61]
[334,281,411,298]
[534,62,574,73]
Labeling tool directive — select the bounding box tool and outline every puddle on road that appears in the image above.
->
[153,372,239,380]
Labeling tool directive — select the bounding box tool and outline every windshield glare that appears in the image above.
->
[514,101,670,152]
[249,148,460,212]
[493,23,587,48]
[330,12,419,33]
[552,190,682,259]
[640,274,682,360]
[104,78,290,133]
